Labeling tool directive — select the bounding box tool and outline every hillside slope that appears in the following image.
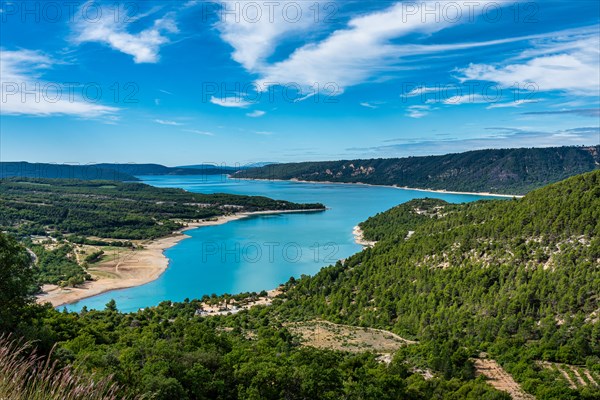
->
[3,173,598,399]
[282,170,600,398]
[234,146,600,194]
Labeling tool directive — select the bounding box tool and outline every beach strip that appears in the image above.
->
[233,177,523,198]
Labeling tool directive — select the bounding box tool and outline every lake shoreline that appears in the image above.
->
[36,209,325,309]
[353,226,377,248]
[233,177,523,198]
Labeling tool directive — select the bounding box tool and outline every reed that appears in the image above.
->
[0,334,138,400]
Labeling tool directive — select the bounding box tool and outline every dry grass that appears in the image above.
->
[285,319,415,357]
[0,335,138,400]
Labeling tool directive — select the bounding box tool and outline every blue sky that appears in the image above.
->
[1,0,599,165]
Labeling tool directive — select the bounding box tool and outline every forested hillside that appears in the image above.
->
[1,172,598,399]
[0,178,325,239]
[282,170,600,398]
[234,146,600,195]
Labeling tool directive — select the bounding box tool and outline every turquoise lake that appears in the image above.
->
[65,175,499,312]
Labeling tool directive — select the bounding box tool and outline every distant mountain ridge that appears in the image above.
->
[0,162,139,182]
[177,162,277,170]
[0,162,235,180]
[92,163,232,176]
[234,145,600,195]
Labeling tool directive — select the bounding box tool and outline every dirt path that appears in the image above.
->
[474,359,535,400]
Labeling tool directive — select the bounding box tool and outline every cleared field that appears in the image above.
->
[285,320,415,356]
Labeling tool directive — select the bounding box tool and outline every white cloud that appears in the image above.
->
[72,2,178,63]
[219,1,597,101]
[216,1,320,72]
[255,131,274,135]
[521,109,600,118]
[210,96,252,108]
[406,105,431,118]
[154,119,182,125]
[486,99,539,109]
[0,49,118,117]
[405,86,442,97]
[183,129,215,136]
[457,32,600,96]
[254,1,497,93]
[246,110,266,117]
[442,94,489,105]
[360,102,378,109]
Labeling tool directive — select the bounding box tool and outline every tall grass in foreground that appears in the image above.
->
[0,335,137,400]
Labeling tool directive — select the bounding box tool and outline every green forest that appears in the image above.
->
[0,178,324,240]
[1,171,599,399]
[235,145,600,195]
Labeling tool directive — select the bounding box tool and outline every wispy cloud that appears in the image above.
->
[0,49,118,117]
[457,29,600,96]
[72,2,179,63]
[253,1,502,93]
[155,119,183,125]
[347,126,600,158]
[442,94,489,105]
[183,129,215,136]
[246,110,266,117]
[210,96,252,108]
[360,102,378,109]
[406,105,431,118]
[486,99,539,109]
[217,1,596,104]
[404,86,442,97]
[521,109,600,118]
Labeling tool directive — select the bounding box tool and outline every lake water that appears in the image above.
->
[65,175,498,312]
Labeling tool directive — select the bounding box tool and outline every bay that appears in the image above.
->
[65,175,500,312]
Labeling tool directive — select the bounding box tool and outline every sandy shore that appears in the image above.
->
[353,226,377,248]
[234,177,523,198]
[36,209,324,308]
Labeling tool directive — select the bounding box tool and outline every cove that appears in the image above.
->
[65,175,501,312]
